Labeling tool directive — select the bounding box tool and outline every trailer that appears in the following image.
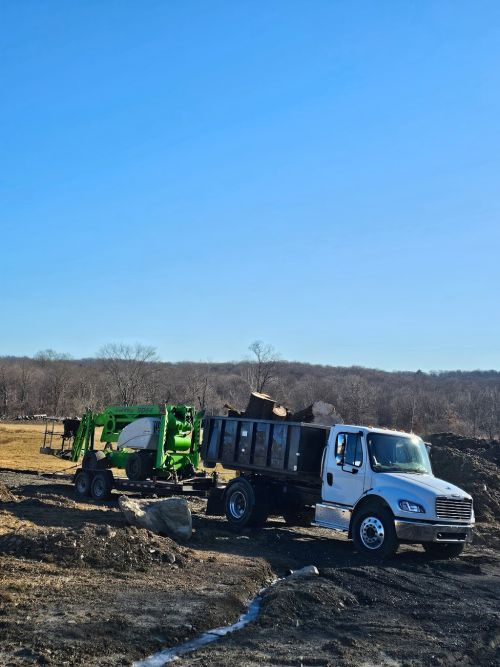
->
[40,403,209,500]
[72,468,219,501]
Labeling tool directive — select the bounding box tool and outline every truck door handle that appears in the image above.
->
[327,472,333,486]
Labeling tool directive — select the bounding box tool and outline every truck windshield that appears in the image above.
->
[367,432,432,474]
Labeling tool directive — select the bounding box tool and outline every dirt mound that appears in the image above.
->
[0,524,186,570]
[258,577,357,628]
[429,432,495,451]
[0,481,17,502]
[430,446,500,521]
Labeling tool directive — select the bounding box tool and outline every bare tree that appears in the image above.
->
[16,358,33,413]
[0,361,14,416]
[482,386,500,440]
[97,343,159,404]
[246,341,280,393]
[35,350,73,416]
[339,375,374,424]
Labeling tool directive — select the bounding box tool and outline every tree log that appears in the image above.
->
[272,405,288,421]
[244,392,276,420]
[224,402,242,417]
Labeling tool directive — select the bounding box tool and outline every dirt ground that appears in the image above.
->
[0,471,499,667]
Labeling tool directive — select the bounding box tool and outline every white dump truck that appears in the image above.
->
[202,417,474,558]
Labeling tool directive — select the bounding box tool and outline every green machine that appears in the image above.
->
[42,404,204,496]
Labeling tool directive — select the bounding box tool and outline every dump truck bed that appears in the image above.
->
[201,416,329,480]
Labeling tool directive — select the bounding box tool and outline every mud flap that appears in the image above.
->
[206,488,225,516]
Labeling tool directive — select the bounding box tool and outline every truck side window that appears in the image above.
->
[343,433,363,468]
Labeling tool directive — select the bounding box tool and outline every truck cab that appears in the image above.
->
[315,425,474,557]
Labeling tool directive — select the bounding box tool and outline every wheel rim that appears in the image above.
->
[359,516,385,550]
[229,491,247,519]
[76,476,88,494]
[93,477,105,497]
[128,457,141,479]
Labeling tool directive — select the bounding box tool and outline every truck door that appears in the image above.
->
[322,430,366,507]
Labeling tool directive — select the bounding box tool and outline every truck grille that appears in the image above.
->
[435,497,472,521]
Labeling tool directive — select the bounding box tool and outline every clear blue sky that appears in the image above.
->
[1,2,499,370]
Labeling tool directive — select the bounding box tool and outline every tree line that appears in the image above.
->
[0,342,499,439]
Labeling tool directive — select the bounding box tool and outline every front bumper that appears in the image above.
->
[394,519,474,543]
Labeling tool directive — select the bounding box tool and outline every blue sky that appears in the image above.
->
[1,1,499,370]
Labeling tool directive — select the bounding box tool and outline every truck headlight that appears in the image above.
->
[399,500,425,513]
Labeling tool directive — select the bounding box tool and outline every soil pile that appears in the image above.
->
[0,481,17,502]
[0,524,185,570]
[429,433,500,522]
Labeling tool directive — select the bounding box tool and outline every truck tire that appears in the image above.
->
[125,452,153,481]
[224,478,269,529]
[422,542,465,559]
[352,506,398,559]
[74,470,91,499]
[91,472,112,501]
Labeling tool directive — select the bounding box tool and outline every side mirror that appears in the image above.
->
[336,433,346,466]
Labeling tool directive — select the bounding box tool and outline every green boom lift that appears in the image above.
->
[41,404,205,498]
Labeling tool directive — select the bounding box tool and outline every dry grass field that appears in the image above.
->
[0,422,94,473]
[0,421,234,479]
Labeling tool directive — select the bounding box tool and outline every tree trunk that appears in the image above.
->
[244,392,277,420]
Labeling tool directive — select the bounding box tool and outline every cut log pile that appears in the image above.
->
[224,392,341,426]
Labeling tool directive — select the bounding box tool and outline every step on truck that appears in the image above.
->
[202,416,475,558]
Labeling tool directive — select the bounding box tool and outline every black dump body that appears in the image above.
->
[202,416,329,481]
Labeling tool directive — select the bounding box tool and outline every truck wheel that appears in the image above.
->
[74,471,91,499]
[352,507,398,559]
[224,479,269,529]
[125,452,153,481]
[422,542,465,559]
[91,472,112,501]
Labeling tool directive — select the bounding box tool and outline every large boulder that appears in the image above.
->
[118,496,192,540]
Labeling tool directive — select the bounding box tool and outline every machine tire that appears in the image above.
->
[82,450,108,470]
[74,471,91,499]
[422,542,465,559]
[90,472,112,501]
[224,478,269,530]
[125,452,153,481]
[352,506,398,559]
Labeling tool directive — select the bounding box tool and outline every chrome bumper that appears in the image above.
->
[395,519,474,543]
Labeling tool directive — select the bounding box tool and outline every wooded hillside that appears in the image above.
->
[1,345,499,439]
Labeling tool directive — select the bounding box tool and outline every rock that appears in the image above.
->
[285,565,319,579]
[118,496,192,540]
[95,524,116,538]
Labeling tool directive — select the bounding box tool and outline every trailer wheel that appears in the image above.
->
[224,479,269,529]
[91,472,112,501]
[422,542,465,559]
[352,506,398,559]
[74,471,91,499]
